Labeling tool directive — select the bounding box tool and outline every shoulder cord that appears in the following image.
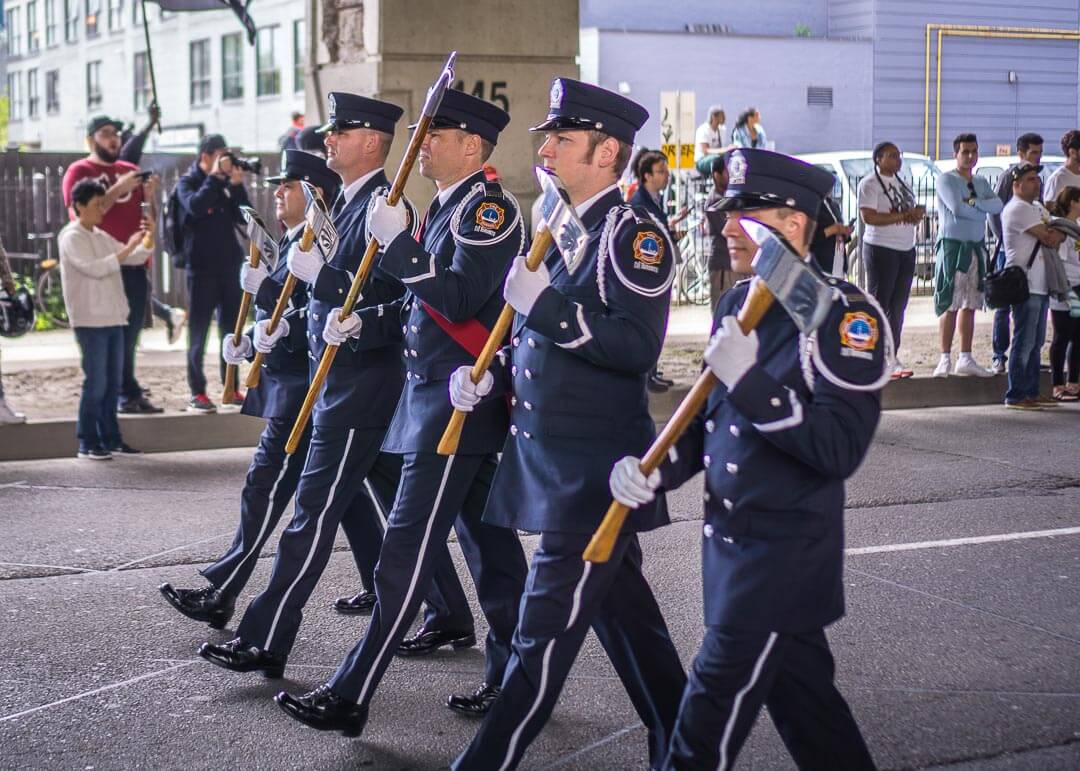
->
[596,205,625,307]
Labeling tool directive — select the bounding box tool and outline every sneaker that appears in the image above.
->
[225,390,246,404]
[953,357,993,377]
[77,444,113,460]
[1034,395,1060,407]
[187,394,217,414]
[108,442,143,455]
[1005,398,1042,411]
[990,358,1007,375]
[0,398,27,425]
[167,308,187,346]
[118,395,165,415]
[932,357,951,378]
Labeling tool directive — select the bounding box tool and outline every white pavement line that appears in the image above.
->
[0,481,28,489]
[539,722,643,770]
[110,531,234,571]
[846,526,1080,556]
[0,662,197,723]
[0,561,98,574]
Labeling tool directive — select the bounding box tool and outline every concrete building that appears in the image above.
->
[2,0,305,152]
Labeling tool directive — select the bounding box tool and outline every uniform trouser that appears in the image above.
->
[663,627,875,771]
[453,531,685,771]
[119,266,149,402]
[329,452,528,706]
[235,427,472,656]
[186,270,242,396]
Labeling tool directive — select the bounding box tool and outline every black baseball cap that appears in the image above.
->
[198,133,229,156]
[87,115,124,136]
[1011,161,1043,182]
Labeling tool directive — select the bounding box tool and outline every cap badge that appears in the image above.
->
[728,151,748,186]
[475,202,506,235]
[280,151,289,168]
[550,79,564,110]
[328,93,337,116]
[632,231,664,269]
[839,311,879,359]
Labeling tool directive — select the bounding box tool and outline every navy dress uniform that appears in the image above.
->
[453,80,687,771]
[201,95,472,677]
[275,89,529,730]
[648,150,886,770]
[159,151,338,627]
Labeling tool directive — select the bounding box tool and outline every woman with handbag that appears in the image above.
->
[1045,187,1080,401]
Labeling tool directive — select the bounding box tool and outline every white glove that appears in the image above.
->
[323,307,362,346]
[703,315,759,390]
[368,194,408,246]
[222,334,253,365]
[609,456,660,509]
[240,261,268,295]
[503,255,550,316]
[253,318,290,354]
[287,243,324,284]
[449,365,493,412]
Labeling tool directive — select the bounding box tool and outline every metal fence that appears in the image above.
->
[0,151,281,308]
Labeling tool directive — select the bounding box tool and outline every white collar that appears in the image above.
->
[576,183,620,218]
[436,171,481,207]
[341,167,383,205]
[284,221,306,241]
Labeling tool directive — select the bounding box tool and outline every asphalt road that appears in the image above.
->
[0,404,1078,770]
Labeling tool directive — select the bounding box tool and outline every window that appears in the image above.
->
[7,72,23,121]
[220,33,243,101]
[86,60,103,108]
[6,7,22,57]
[131,0,140,25]
[27,69,40,119]
[65,0,79,42]
[292,19,305,93]
[256,25,280,97]
[45,0,57,46]
[190,39,211,106]
[107,0,122,31]
[46,69,60,113]
[85,0,101,36]
[28,1,40,53]
[134,51,151,112]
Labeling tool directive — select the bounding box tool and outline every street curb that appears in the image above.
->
[0,372,1052,462]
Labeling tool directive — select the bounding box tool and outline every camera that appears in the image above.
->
[226,153,263,175]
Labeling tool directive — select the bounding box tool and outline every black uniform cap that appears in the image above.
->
[316,92,404,135]
[408,88,510,146]
[265,149,340,199]
[712,149,835,217]
[529,78,648,145]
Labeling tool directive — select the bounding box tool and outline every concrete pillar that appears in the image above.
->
[306,0,579,216]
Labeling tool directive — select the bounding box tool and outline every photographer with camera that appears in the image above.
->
[175,133,253,413]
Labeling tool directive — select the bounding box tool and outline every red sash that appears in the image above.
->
[419,300,498,358]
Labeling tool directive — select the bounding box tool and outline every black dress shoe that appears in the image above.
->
[159,582,235,629]
[446,682,501,717]
[647,375,670,393]
[198,637,286,679]
[654,371,675,387]
[396,628,476,657]
[333,590,376,615]
[275,684,368,736]
[118,395,164,414]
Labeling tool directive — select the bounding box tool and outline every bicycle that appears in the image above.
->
[3,250,68,330]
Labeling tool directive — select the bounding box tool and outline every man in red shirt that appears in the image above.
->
[62,115,163,414]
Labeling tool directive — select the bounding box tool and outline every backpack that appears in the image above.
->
[159,188,188,269]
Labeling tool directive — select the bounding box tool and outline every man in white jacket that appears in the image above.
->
[59,179,153,459]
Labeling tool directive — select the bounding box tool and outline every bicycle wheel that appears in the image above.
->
[36,267,69,329]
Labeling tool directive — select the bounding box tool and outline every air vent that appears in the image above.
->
[807,86,833,107]
[684,23,731,35]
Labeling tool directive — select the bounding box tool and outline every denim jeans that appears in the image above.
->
[1004,293,1048,403]
[991,249,1012,362]
[75,326,125,448]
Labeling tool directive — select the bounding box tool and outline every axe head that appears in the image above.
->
[421,51,457,121]
[240,206,278,269]
[740,218,833,335]
[535,166,589,274]
[300,181,328,213]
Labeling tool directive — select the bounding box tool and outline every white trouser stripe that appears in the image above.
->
[499,561,594,771]
[363,478,388,535]
[356,454,456,705]
[264,428,356,650]
[717,631,778,771]
[218,443,298,594]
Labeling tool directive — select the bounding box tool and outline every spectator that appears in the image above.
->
[58,179,153,459]
[296,125,326,157]
[694,105,728,175]
[278,112,304,151]
[1001,162,1064,409]
[1044,186,1080,401]
[119,101,162,165]
[988,132,1044,374]
[857,141,924,379]
[731,107,768,149]
[0,349,26,424]
[704,154,744,309]
[1044,129,1080,204]
[62,115,164,414]
[175,134,251,413]
[811,191,853,277]
[933,133,1003,378]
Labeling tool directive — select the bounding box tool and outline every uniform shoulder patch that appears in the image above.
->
[452,182,522,247]
[602,206,676,299]
[811,289,893,391]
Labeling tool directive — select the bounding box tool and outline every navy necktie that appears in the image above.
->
[330,192,345,219]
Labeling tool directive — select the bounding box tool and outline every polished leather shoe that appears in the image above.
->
[647,375,670,393]
[396,627,476,657]
[275,684,368,736]
[333,590,377,615]
[446,682,501,717]
[159,582,235,629]
[654,370,675,387]
[198,638,286,679]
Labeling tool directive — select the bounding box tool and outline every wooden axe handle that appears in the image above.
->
[436,228,555,456]
[582,278,775,563]
[245,272,298,390]
[223,242,261,404]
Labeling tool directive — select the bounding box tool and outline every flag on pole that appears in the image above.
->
[147,0,256,44]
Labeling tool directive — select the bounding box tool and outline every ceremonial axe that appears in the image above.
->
[583,218,834,563]
[436,166,589,455]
